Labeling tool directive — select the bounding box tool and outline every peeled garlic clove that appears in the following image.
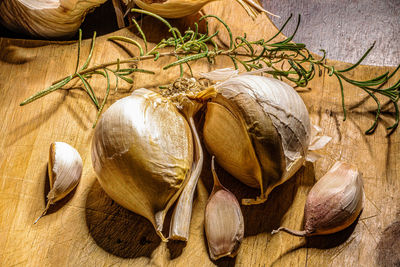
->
[205,156,244,260]
[203,75,311,205]
[34,142,83,224]
[91,88,193,241]
[272,161,364,236]
[0,0,106,38]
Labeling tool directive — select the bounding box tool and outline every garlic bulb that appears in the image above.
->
[0,0,106,38]
[203,74,311,205]
[122,0,275,19]
[91,88,201,241]
[34,142,83,224]
[272,161,364,236]
[205,156,244,260]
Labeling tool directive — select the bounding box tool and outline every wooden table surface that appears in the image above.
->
[1,1,400,267]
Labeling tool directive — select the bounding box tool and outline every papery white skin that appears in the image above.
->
[34,141,82,224]
[0,0,106,38]
[91,88,193,241]
[48,142,83,202]
[272,161,364,236]
[202,73,312,204]
[205,157,244,260]
[216,75,311,166]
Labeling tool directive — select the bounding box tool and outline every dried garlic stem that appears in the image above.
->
[271,227,307,237]
[33,201,51,224]
[169,116,204,241]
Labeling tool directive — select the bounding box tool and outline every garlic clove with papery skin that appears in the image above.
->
[0,0,106,38]
[123,0,278,19]
[34,142,83,224]
[91,88,194,241]
[203,74,311,205]
[205,156,244,260]
[272,161,364,236]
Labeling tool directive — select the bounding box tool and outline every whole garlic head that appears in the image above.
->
[91,88,193,241]
[203,75,311,204]
[0,0,106,38]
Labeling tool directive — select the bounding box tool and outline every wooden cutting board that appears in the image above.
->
[1,1,399,266]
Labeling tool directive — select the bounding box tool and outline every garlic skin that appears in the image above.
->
[205,156,244,260]
[0,0,106,38]
[122,0,275,19]
[203,75,311,205]
[132,0,215,19]
[34,142,83,224]
[48,142,83,202]
[272,161,364,236]
[91,88,193,241]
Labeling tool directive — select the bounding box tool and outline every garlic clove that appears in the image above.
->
[91,88,193,241]
[129,0,277,19]
[0,0,106,38]
[203,75,309,205]
[205,156,244,260]
[272,161,364,236]
[203,100,263,189]
[34,142,83,224]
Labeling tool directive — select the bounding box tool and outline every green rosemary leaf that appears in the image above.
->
[20,76,73,106]
[379,64,400,89]
[334,73,347,121]
[108,66,154,76]
[81,31,97,71]
[338,42,375,73]
[265,13,293,43]
[340,71,389,87]
[108,36,144,56]
[77,73,99,108]
[93,68,111,128]
[75,29,82,74]
[116,74,134,84]
[236,35,254,56]
[363,89,381,134]
[132,8,178,47]
[387,101,399,132]
[230,56,239,70]
[200,15,233,49]
[245,47,266,63]
[163,53,208,70]
[132,18,148,52]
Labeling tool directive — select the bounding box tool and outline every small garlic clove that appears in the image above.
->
[205,156,244,260]
[34,142,83,224]
[272,161,364,236]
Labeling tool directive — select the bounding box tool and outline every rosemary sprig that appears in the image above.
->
[20,10,400,134]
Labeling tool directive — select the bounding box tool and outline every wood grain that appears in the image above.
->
[1,1,399,266]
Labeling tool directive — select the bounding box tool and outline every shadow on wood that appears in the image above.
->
[201,152,314,238]
[85,179,161,259]
[34,163,78,223]
[271,213,361,265]
[376,211,400,267]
